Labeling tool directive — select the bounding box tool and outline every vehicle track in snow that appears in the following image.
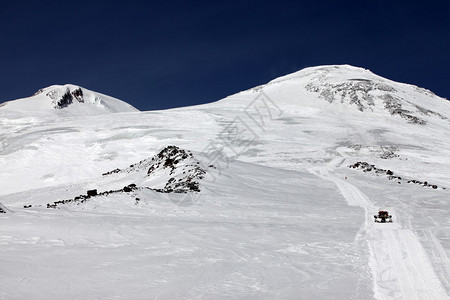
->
[309,162,449,300]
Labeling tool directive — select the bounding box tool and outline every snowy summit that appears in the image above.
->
[0,84,138,117]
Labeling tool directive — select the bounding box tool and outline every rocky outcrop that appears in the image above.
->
[103,145,207,193]
[306,79,396,112]
[146,146,206,193]
[48,146,208,208]
[303,67,443,125]
[46,87,85,109]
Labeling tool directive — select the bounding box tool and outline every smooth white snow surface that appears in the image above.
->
[0,65,449,299]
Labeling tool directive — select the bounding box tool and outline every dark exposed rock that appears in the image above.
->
[150,146,206,193]
[123,184,137,193]
[55,90,73,109]
[47,184,138,209]
[102,168,121,176]
[71,88,84,102]
[46,86,85,109]
[148,146,193,175]
[306,80,430,125]
[87,189,97,197]
[348,161,444,190]
[306,79,395,112]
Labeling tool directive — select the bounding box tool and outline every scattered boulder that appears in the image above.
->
[102,168,121,176]
[123,184,137,193]
[87,189,98,197]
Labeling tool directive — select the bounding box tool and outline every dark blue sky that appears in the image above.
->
[1,1,449,110]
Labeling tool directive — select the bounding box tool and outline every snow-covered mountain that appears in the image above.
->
[1,65,449,299]
[0,84,138,117]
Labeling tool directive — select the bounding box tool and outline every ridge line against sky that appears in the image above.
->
[1,0,449,110]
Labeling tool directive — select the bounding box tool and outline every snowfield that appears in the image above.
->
[0,65,449,299]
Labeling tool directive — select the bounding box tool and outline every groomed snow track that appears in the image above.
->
[310,163,449,300]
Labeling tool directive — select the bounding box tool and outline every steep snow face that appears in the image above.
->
[0,84,138,117]
[1,65,450,299]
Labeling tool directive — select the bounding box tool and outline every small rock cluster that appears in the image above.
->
[46,185,138,209]
[382,94,426,125]
[348,161,444,189]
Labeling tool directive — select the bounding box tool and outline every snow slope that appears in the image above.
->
[0,65,449,299]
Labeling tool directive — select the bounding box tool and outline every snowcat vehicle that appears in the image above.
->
[374,211,392,223]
